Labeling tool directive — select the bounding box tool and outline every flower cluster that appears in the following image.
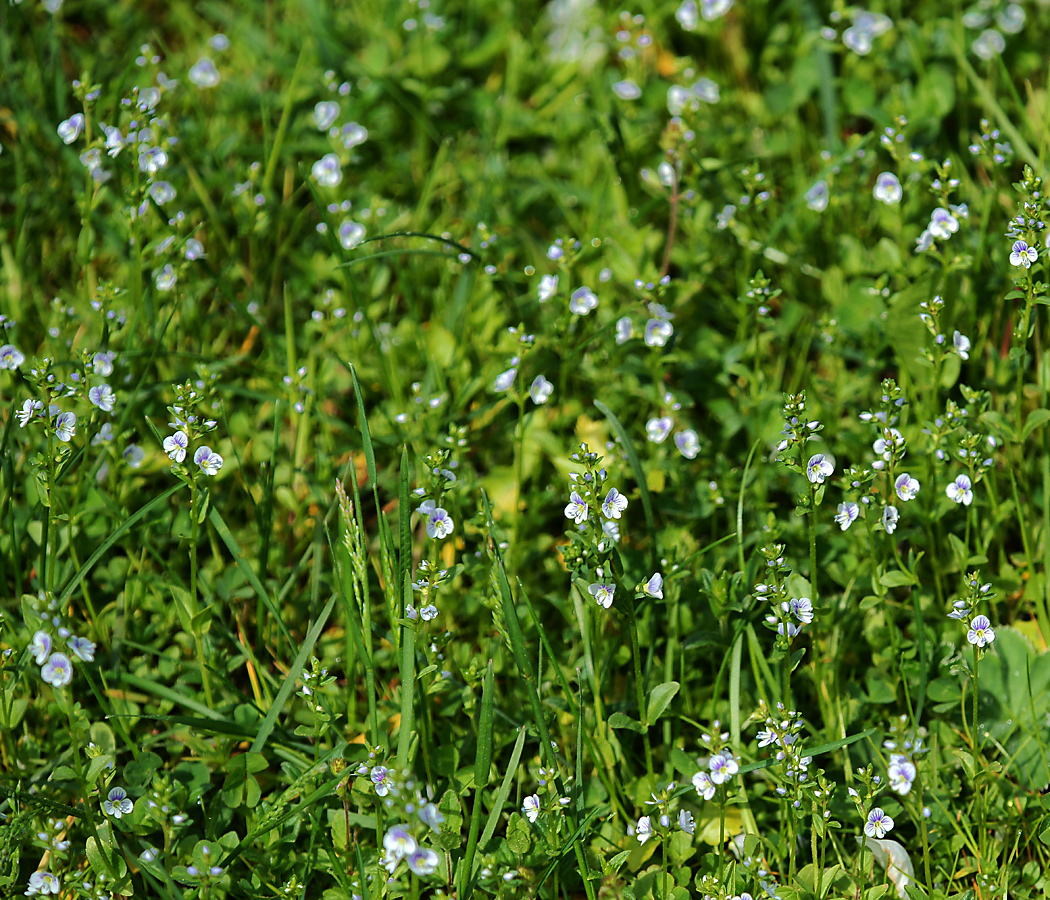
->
[30,622,94,689]
[691,720,740,800]
[755,704,812,805]
[162,379,224,477]
[949,571,997,649]
[756,543,813,646]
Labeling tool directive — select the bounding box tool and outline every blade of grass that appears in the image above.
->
[395,572,416,770]
[250,593,338,755]
[473,726,527,873]
[208,506,294,651]
[459,659,495,899]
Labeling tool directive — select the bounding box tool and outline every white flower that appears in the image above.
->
[194,445,224,475]
[692,770,716,800]
[68,636,95,662]
[708,752,738,784]
[674,429,700,459]
[635,815,654,844]
[667,84,692,115]
[529,375,553,405]
[888,755,917,795]
[946,474,973,505]
[154,265,177,291]
[522,794,541,823]
[678,809,695,834]
[972,28,1005,60]
[54,411,76,442]
[806,453,834,484]
[31,631,52,665]
[616,317,634,344]
[163,431,188,463]
[692,77,720,103]
[702,0,733,20]
[1010,240,1038,268]
[92,351,116,375]
[790,597,813,624]
[644,318,674,347]
[882,505,899,534]
[41,652,73,687]
[188,57,220,88]
[538,273,558,302]
[57,114,85,144]
[612,80,642,101]
[954,331,971,360]
[601,487,628,519]
[25,871,61,896]
[338,220,365,249]
[928,208,959,240]
[104,787,134,818]
[894,473,920,502]
[564,490,588,524]
[643,573,664,599]
[17,399,43,427]
[873,172,902,205]
[676,0,699,30]
[88,384,116,412]
[0,344,25,369]
[569,286,598,315]
[805,180,829,212]
[417,500,454,539]
[588,582,615,609]
[313,101,340,130]
[646,417,673,444]
[493,367,517,392]
[835,501,859,531]
[864,807,894,839]
[967,615,995,647]
[312,153,342,187]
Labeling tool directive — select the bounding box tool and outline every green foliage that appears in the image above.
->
[2,0,1050,898]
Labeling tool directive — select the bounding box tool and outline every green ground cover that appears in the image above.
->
[2,0,1050,897]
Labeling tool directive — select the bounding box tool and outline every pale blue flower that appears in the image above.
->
[806,453,834,484]
[339,220,365,249]
[529,375,553,405]
[92,351,115,376]
[928,208,959,240]
[616,317,633,344]
[675,429,700,459]
[163,431,188,463]
[644,318,673,347]
[523,794,541,823]
[693,770,715,800]
[493,367,517,392]
[68,636,95,662]
[678,809,695,834]
[790,597,813,624]
[313,101,340,130]
[864,807,894,838]
[154,265,177,291]
[41,652,73,687]
[1010,240,1038,268]
[612,80,642,101]
[954,331,971,360]
[635,815,654,844]
[873,172,902,205]
[569,286,598,315]
[888,754,916,795]
[57,114,85,144]
[946,474,973,505]
[25,870,61,896]
[894,472,920,501]
[805,180,829,212]
[0,344,24,369]
[31,631,52,665]
[646,417,673,444]
[188,57,220,88]
[88,384,115,412]
[882,505,899,534]
[54,411,76,442]
[417,500,454,539]
[643,573,664,599]
[538,273,558,302]
[564,490,588,524]
[17,399,43,426]
[104,786,134,818]
[835,501,859,531]
[407,847,439,875]
[601,487,628,519]
[967,615,995,647]
[708,752,738,784]
[588,582,615,609]
[311,153,342,187]
[194,445,223,475]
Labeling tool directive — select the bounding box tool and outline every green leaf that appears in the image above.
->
[646,681,680,726]
[879,569,918,588]
[1023,409,1050,442]
[609,712,646,733]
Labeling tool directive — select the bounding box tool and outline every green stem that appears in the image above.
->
[626,593,653,776]
[189,477,213,708]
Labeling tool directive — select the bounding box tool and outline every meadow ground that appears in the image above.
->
[2,1,1050,898]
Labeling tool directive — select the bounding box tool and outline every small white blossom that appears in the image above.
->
[647,417,673,444]
[538,273,558,302]
[635,815,654,844]
[967,615,995,647]
[529,375,553,405]
[835,501,859,531]
[564,490,588,524]
[954,331,971,360]
[194,445,224,475]
[163,430,188,463]
[1010,240,1038,268]
[806,453,834,484]
[894,473,920,502]
[873,172,902,205]
[864,807,894,839]
[588,582,615,609]
[569,286,598,315]
[946,474,973,505]
[643,573,664,599]
[883,505,899,534]
[601,487,628,519]
[522,794,541,823]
